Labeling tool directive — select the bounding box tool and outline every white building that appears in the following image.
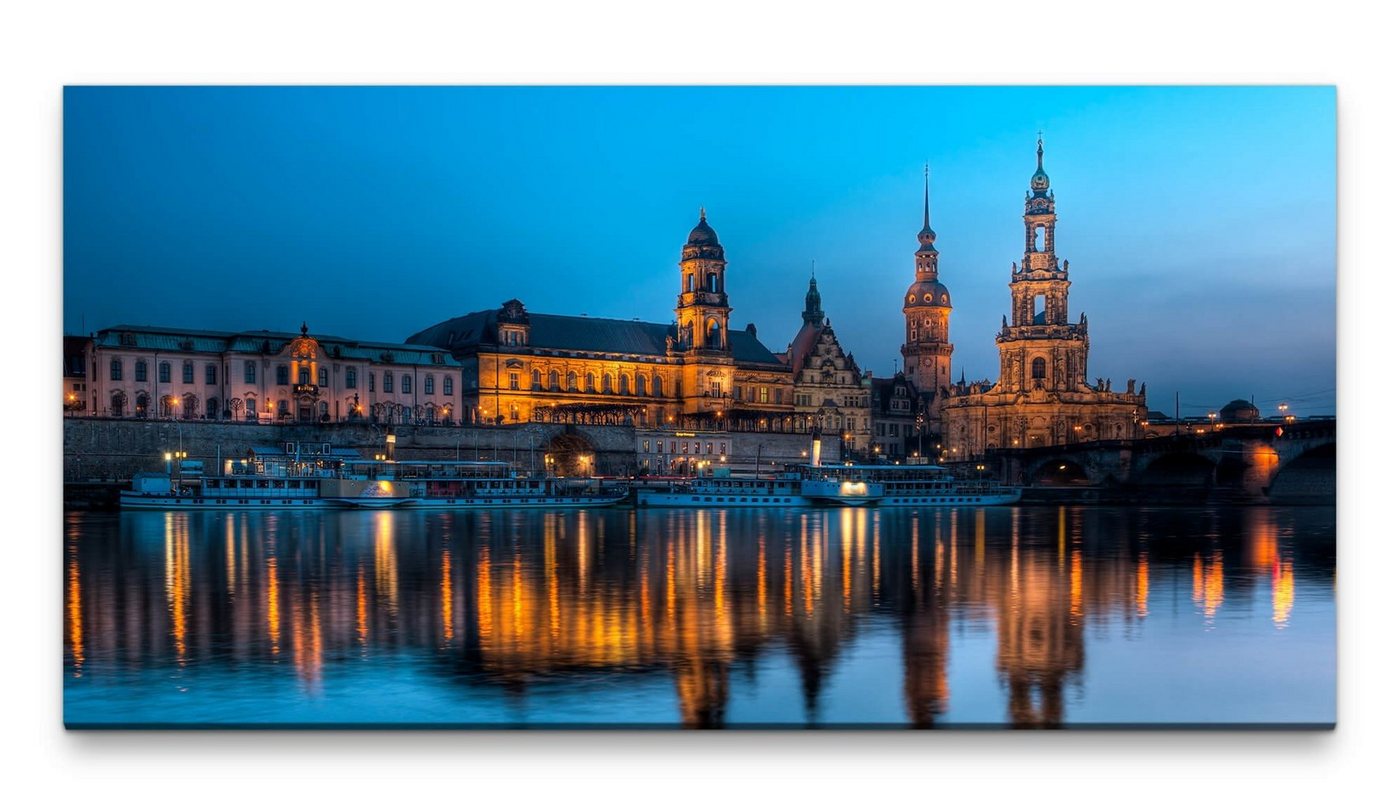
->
[83,323,462,425]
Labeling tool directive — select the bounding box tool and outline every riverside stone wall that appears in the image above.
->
[62,417,819,482]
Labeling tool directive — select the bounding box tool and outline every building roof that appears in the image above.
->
[93,324,459,366]
[408,309,788,368]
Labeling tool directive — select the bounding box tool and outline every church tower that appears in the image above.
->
[802,272,825,327]
[676,208,732,353]
[996,137,1089,394]
[900,166,954,424]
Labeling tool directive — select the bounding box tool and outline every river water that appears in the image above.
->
[63,505,1335,728]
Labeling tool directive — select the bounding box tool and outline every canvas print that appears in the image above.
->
[62,86,1336,728]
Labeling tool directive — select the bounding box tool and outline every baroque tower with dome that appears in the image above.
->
[899,166,955,432]
[941,138,1146,459]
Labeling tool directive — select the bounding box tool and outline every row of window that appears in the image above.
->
[876,422,916,438]
[111,359,218,384]
[642,439,729,456]
[107,358,454,395]
[512,369,668,397]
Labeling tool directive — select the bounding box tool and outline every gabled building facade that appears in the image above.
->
[787,276,871,456]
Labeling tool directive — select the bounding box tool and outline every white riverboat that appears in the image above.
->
[634,464,883,508]
[120,445,626,511]
[631,461,1019,508]
[119,444,412,510]
[855,462,1022,506]
[389,460,628,510]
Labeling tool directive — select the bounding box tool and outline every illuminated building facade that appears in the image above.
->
[408,212,794,427]
[83,323,459,424]
[941,139,1146,458]
[786,275,871,456]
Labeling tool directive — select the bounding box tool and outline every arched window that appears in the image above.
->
[602,373,613,393]
[653,374,664,398]
[244,398,256,420]
[548,370,559,390]
[383,371,392,391]
[706,319,722,349]
[425,375,435,395]
[206,397,220,419]
[618,373,630,395]
[686,273,694,292]
[135,392,149,417]
[401,374,412,394]
[636,374,648,396]
[182,393,199,419]
[1031,357,1047,380]
[531,369,541,390]
[585,372,596,392]
[298,366,310,385]
[159,362,171,383]
[444,376,454,396]
[317,367,327,387]
[566,371,578,391]
[707,273,718,292]
[109,359,123,381]
[278,365,290,385]
[110,391,126,417]
[135,360,148,382]
[318,401,329,421]
[183,361,195,384]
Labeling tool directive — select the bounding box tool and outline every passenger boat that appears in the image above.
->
[388,460,628,509]
[631,461,1019,508]
[119,444,412,510]
[634,464,883,508]
[856,461,1022,506]
[120,445,626,511]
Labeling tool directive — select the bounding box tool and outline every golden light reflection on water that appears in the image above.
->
[66,506,1333,728]
[1136,552,1150,617]
[66,537,83,677]
[1274,561,1295,628]
[164,513,190,664]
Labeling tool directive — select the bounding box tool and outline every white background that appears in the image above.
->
[1,1,1388,806]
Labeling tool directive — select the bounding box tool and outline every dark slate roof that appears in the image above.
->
[94,325,459,366]
[408,310,788,368]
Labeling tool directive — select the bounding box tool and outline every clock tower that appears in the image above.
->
[899,166,954,429]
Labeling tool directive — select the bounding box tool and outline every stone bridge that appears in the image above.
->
[988,420,1335,504]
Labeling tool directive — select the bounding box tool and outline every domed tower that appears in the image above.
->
[995,136,1088,394]
[900,165,954,420]
[676,208,732,353]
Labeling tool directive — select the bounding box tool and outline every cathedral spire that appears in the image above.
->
[916,164,938,255]
[923,162,930,230]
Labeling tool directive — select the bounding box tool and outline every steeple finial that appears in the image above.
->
[811,259,816,280]
[300,322,308,336]
[699,205,706,221]
[923,162,930,229]
[1036,131,1044,170]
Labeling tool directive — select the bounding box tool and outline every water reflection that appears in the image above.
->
[63,505,1336,728]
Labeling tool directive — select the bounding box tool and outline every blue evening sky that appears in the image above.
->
[63,86,1336,416]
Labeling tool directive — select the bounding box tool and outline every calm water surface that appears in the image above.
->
[63,506,1335,728]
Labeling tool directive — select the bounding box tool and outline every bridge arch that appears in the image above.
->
[1269,443,1335,504]
[1028,458,1091,486]
[1137,452,1217,488]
